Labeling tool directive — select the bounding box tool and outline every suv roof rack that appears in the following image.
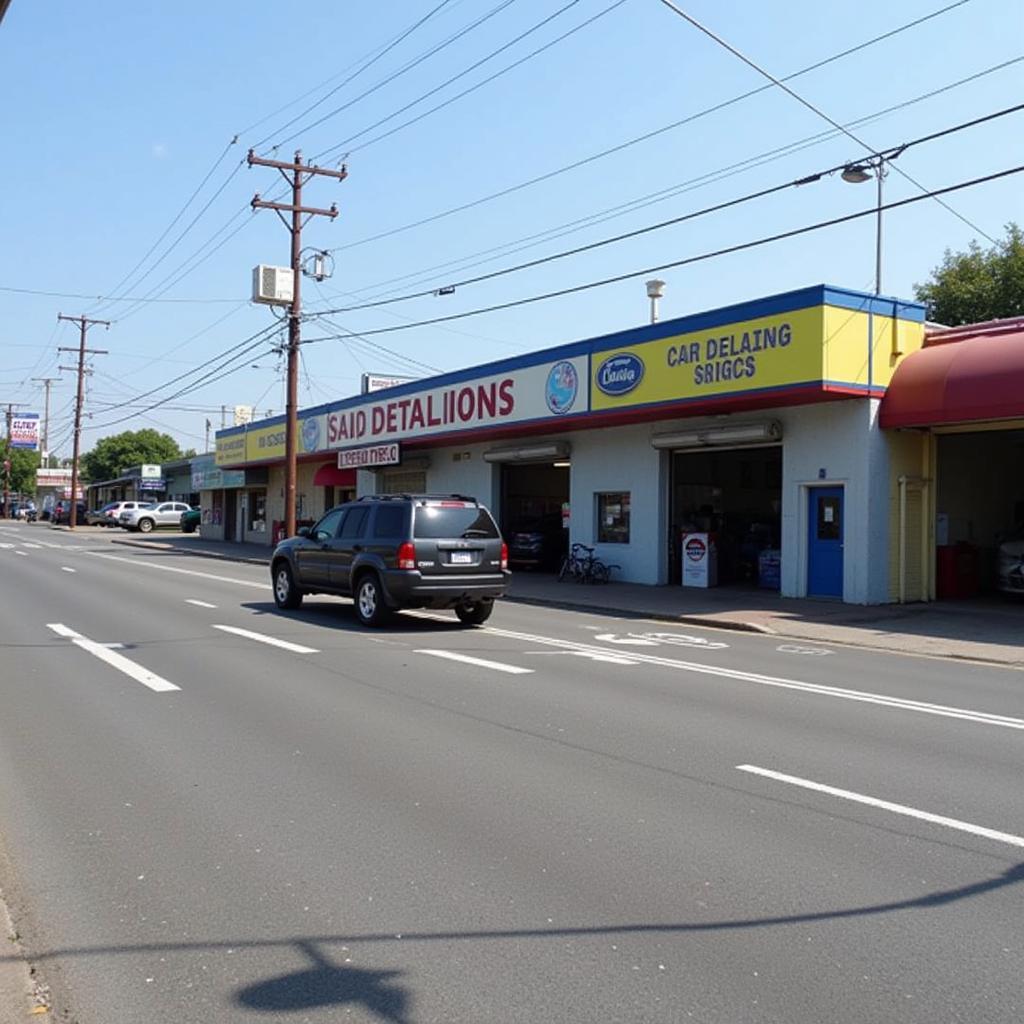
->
[356,493,478,503]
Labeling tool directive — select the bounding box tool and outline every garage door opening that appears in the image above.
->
[935,429,1024,600]
[501,461,570,572]
[669,445,782,588]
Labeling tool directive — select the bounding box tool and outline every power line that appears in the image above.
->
[654,0,996,243]
[0,284,242,304]
[327,0,977,253]
[313,0,610,160]
[310,103,1024,317]
[303,163,1024,341]
[329,56,1022,303]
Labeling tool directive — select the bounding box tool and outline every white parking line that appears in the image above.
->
[185,599,218,609]
[212,624,319,654]
[416,649,534,675]
[46,623,180,693]
[482,626,1024,730]
[61,566,76,573]
[736,764,1024,849]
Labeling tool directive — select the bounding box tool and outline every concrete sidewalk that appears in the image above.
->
[100,530,1024,668]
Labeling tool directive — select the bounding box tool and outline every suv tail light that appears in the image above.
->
[501,542,509,570]
[397,541,416,570]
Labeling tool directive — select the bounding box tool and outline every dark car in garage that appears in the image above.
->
[508,514,567,571]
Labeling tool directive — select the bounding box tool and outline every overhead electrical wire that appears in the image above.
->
[302,163,1024,342]
[327,0,977,253]
[310,102,1024,318]
[654,0,996,243]
[327,58,1022,303]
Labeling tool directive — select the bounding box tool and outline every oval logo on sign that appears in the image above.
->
[545,360,579,415]
[685,537,707,561]
[596,353,644,396]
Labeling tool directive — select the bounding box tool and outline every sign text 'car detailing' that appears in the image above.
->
[667,322,793,385]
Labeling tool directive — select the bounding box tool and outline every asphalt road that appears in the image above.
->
[0,520,1021,1023]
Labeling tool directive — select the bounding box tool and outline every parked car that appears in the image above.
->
[997,533,1024,596]
[508,514,567,571]
[94,500,151,527]
[270,494,509,626]
[85,502,119,526]
[118,501,191,533]
[52,500,87,525]
[180,507,201,533]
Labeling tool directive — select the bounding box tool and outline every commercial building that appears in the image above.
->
[211,283,961,604]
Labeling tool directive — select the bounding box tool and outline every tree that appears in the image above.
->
[3,448,41,497]
[81,429,183,483]
[914,222,1024,325]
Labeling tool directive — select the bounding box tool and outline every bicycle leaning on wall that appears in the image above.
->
[557,542,619,584]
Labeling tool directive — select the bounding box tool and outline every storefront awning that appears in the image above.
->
[312,463,357,487]
[879,318,1024,429]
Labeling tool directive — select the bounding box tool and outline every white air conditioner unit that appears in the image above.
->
[252,264,294,306]
[650,421,782,450]
[483,442,570,463]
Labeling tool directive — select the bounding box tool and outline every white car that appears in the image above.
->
[997,534,1024,596]
[119,501,193,533]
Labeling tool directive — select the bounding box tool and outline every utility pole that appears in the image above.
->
[247,148,346,539]
[2,402,27,518]
[31,376,60,461]
[205,418,212,454]
[58,314,109,529]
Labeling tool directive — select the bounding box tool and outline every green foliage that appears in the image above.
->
[81,429,183,483]
[914,223,1024,325]
[3,447,41,496]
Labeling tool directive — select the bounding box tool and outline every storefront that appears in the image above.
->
[216,284,929,603]
[880,316,1024,601]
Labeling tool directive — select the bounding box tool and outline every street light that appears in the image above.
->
[841,155,888,295]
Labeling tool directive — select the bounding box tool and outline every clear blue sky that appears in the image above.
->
[1,0,1021,458]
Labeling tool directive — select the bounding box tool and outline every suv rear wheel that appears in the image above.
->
[354,573,390,627]
[273,562,303,610]
[455,600,493,626]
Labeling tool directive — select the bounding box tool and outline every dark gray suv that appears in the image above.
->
[270,494,509,627]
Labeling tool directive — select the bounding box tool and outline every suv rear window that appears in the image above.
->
[413,503,499,539]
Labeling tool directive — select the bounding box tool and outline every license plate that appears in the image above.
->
[450,551,473,564]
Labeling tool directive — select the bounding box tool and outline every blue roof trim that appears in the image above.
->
[215,284,925,442]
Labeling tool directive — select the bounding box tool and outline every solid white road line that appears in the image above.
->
[185,599,218,609]
[61,566,76,573]
[482,626,1024,731]
[87,551,267,587]
[46,623,180,693]
[736,764,1024,849]
[211,624,319,654]
[415,649,534,675]
[14,551,26,557]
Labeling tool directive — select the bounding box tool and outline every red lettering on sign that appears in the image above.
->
[498,378,514,415]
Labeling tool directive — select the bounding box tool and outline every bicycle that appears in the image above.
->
[558,543,619,584]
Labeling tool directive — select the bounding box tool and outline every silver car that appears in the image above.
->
[119,501,193,533]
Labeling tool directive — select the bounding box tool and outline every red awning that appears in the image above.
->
[312,463,357,487]
[879,319,1024,429]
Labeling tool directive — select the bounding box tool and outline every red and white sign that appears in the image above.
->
[326,357,588,448]
[682,532,718,588]
[337,443,401,469]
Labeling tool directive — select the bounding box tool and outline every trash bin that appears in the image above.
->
[936,542,979,599]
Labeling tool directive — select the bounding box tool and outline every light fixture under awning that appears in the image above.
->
[483,442,570,463]
[650,421,782,450]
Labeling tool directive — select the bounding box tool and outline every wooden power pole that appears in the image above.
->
[247,148,346,539]
[58,314,109,529]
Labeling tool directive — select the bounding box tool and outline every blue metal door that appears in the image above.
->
[808,487,844,598]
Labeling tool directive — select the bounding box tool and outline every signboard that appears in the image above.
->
[141,463,162,480]
[139,477,166,491]
[361,373,416,394]
[10,413,40,450]
[36,468,73,487]
[327,356,589,449]
[337,443,401,470]
[191,456,245,490]
[215,412,326,466]
[682,532,718,588]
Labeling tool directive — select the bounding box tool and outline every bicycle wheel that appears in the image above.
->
[590,561,610,584]
[558,556,571,582]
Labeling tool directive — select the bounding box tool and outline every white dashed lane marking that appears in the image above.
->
[211,624,319,654]
[416,649,534,675]
[185,599,218,609]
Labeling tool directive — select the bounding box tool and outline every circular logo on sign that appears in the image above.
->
[545,361,579,415]
[301,416,321,453]
[596,352,644,397]
[684,537,707,562]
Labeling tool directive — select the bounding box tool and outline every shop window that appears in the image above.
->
[248,490,267,534]
[596,492,631,544]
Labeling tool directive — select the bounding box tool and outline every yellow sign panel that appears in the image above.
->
[245,423,287,462]
[215,432,245,466]
[590,303,925,409]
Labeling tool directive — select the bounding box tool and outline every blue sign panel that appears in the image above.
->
[595,353,644,397]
